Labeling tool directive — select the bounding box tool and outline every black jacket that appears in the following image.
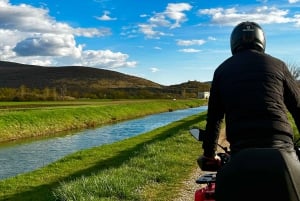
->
[203,49,300,157]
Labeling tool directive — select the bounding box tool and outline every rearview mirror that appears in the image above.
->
[189,128,205,141]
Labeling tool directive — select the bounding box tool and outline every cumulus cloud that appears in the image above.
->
[165,3,192,28]
[13,34,82,57]
[0,2,109,37]
[0,0,136,69]
[81,50,137,69]
[198,6,294,26]
[139,3,192,38]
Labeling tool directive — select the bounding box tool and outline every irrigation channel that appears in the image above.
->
[0,106,207,180]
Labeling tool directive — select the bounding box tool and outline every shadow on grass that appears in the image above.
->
[1,113,207,201]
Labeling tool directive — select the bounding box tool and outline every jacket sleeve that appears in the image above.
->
[283,65,300,133]
[202,71,225,157]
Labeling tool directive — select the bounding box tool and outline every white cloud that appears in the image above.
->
[165,3,192,28]
[179,48,201,53]
[139,3,192,38]
[0,2,109,37]
[0,0,9,6]
[150,67,160,73]
[72,27,110,37]
[0,45,16,60]
[293,14,300,27]
[149,13,170,27]
[29,59,53,66]
[208,36,216,41]
[289,0,299,3]
[0,1,136,69]
[9,50,137,69]
[81,50,137,69]
[199,6,294,26]
[95,11,117,21]
[138,24,159,39]
[13,34,82,58]
[140,14,148,18]
[120,25,139,38]
[176,39,206,46]
[8,55,56,66]
[257,0,268,3]
[138,24,169,39]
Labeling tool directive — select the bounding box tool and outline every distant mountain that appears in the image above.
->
[0,61,162,89]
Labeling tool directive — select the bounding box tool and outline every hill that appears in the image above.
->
[0,61,210,100]
[0,61,162,89]
[168,80,210,91]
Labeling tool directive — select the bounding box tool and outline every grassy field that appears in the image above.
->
[0,112,207,201]
[0,99,206,143]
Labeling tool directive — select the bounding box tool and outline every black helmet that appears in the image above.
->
[230,21,266,55]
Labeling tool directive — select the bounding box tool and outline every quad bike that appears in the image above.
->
[189,128,300,201]
[189,128,230,201]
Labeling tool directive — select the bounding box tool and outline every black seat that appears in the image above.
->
[215,148,300,201]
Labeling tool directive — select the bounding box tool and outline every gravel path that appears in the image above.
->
[174,167,203,201]
[175,128,228,201]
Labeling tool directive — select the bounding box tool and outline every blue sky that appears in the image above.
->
[1,0,300,85]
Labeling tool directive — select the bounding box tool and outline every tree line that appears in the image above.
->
[0,85,59,101]
[0,84,208,101]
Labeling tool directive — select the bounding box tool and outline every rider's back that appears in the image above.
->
[213,49,296,152]
[202,21,300,201]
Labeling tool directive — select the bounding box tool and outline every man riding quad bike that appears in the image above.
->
[198,21,300,201]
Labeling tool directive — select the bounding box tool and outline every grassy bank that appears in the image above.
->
[0,99,206,143]
[0,112,207,201]
[1,99,298,201]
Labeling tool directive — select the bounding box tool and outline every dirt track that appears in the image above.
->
[175,128,228,201]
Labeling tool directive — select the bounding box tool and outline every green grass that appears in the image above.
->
[0,113,207,201]
[0,99,206,142]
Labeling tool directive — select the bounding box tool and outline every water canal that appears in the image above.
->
[0,106,207,180]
